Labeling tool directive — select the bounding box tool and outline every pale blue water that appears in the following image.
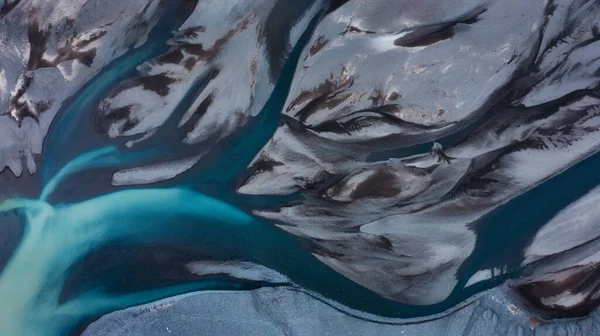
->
[1,2,598,335]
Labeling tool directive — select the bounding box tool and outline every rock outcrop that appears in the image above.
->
[0,0,168,176]
[239,0,600,309]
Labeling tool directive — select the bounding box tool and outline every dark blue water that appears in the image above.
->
[1,2,598,335]
[40,0,191,183]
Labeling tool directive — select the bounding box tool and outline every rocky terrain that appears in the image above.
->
[96,0,327,186]
[1,0,600,334]
[238,0,600,314]
[0,0,168,177]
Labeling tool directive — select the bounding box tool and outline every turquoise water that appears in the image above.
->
[1,2,598,335]
[40,0,191,184]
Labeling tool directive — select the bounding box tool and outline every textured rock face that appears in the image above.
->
[1,0,600,333]
[0,0,166,177]
[509,185,600,318]
[239,0,600,308]
[91,0,329,187]
[96,0,325,148]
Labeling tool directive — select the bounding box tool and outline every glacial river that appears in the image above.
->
[1,2,598,335]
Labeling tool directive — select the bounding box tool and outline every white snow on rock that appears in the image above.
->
[83,286,600,336]
[111,154,202,186]
[465,270,493,288]
[239,0,600,307]
[525,185,600,265]
[97,0,327,146]
[0,0,166,177]
[282,0,542,136]
[186,261,290,284]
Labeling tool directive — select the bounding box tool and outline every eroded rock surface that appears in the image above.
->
[96,0,326,147]
[239,0,600,308]
[0,0,167,176]
[1,0,600,330]
[509,185,600,319]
